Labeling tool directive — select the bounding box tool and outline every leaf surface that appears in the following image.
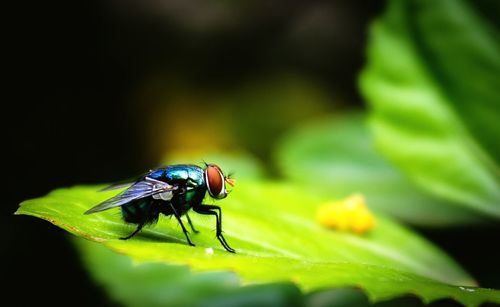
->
[16,181,500,306]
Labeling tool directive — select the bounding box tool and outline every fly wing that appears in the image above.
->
[85,177,176,214]
[99,169,153,191]
[99,182,133,192]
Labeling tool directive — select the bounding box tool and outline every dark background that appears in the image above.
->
[5,1,499,306]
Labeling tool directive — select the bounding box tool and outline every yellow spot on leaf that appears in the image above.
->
[316,193,376,234]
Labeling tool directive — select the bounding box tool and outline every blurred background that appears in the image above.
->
[5,0,499,306]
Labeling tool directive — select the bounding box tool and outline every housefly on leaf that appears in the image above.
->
[85,163,236,253]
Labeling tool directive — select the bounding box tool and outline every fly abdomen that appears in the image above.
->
[121,199,160,225]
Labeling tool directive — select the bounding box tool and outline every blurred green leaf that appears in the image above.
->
[17,180,500,306]
[359,0,500,219]
[411,0,500,163]
[75,238,301,307]
[305,288,372,307]
[275,113,485,226]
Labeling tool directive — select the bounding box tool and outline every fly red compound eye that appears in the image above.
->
[204,164,227,199]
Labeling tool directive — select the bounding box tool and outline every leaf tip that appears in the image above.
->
[14,203,27,216]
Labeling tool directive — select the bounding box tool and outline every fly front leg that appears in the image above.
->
[193,204,235,253]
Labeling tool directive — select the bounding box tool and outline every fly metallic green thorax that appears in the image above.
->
[148,164,207,208]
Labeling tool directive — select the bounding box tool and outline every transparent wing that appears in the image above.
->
[99,170,153,191]
[85,177,176,214]
[99,182,133,192]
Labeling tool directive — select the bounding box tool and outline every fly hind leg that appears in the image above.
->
[120,223,144,240]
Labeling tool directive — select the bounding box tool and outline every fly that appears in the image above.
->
[85,163,236,253]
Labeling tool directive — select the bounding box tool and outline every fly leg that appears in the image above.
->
[186,213,199,234]
[193,205,235,253]
[168,203,195,246]
[120,223,144,240]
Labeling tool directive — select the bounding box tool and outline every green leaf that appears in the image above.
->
[359,0,500,218]
[75,238,302,307]
[411,0,500,163]
[274,113,485,226]
[16,182,500,306]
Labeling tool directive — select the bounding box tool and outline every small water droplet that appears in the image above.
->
[459,286,475,292]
